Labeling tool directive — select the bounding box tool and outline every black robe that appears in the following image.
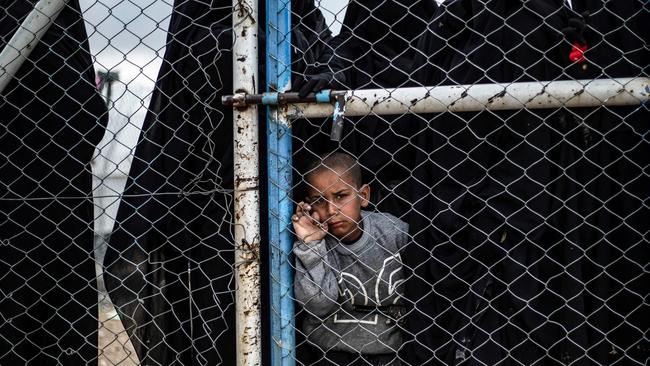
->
[292,0,437,218]
[558,1,650,363]
[403,0,649,365]
[103,1,333,365]
[0,1,107,364]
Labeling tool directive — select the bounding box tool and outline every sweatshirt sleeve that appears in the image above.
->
[293,239,340,318]
[397,218,410,251]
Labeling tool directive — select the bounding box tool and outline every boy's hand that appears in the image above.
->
[292,202,328,243]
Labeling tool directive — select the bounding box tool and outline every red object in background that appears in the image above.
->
[570,42,587,63]
[95,74,104,90]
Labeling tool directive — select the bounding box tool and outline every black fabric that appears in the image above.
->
[567,0,649,79]
[318,351,401,366]
[292,0,437,219]
[104,3,236,365]
[292,1,347,97]
[338,0,437,218]
[0,1,107,364]
[335,0,436,89]
[403,0,649,365]
[298,343,402,366]
[104,1,333,365]
[558,2,650,363]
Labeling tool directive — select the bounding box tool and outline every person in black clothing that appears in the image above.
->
[403,0,649,365]
[104,1,339,365]
[0,1,108,364]
[558,2,650,363]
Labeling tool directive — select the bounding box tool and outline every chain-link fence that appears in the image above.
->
[280,0,650,365]
[0,0,648,365]
[1,1,108,364]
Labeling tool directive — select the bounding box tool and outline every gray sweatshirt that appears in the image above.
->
[293,211,409,355]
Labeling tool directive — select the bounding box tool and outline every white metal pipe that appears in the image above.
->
[232,0,261,364]
[0,0,69,94]
[285,77,650,119]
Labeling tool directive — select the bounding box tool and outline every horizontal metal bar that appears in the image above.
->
[0,0,69,94]
[284,77,650,119]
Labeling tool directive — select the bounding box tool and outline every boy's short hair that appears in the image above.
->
[305,152,363,188]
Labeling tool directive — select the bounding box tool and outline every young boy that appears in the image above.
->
[292,152,408,366]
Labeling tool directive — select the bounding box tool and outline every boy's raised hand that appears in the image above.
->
[292,201,328,243]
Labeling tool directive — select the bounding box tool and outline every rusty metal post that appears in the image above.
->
[232,0,261,364]
[0,0,69,94]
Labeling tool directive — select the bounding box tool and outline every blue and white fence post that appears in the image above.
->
[266,0,295,365]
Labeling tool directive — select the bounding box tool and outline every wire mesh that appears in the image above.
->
[284,1,650,365]
[0,1,107,364]
[1,0,239,365]
[0,0,648,365]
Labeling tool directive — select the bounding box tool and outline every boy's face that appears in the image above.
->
[305,167,370,242]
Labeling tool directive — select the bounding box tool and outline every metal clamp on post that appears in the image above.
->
[222,89,348,141]
[231,92,248,108]
[330,93,346,142]
[311,89,347,141]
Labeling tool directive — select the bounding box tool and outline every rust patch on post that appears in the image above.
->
[488,90,506,104]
